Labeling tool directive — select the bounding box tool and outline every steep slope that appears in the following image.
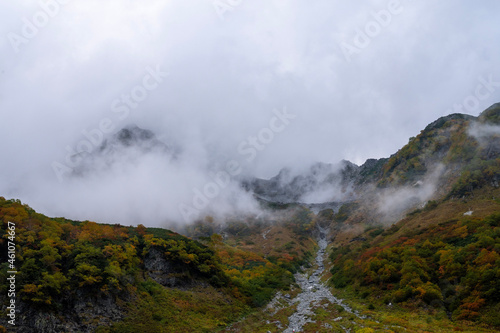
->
[344,105,498,225]
[327,186,500,329]
[244,104,500,225]
[318,104,500,330]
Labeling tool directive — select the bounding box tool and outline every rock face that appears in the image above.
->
[242,160,361,205]
[144,247,207,289]
[0,247,204,333]
[242,157,395,207]
[2,293,125,333]
[101,125,172,154]
[423,113,476,132]
[144,247,176,286]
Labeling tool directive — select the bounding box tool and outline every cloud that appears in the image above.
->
[375,164,446,223]
[0,1,499,226]
[16,126,261,227]
[469,123,500,141]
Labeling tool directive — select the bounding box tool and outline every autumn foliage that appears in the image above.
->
[329,213,500,326]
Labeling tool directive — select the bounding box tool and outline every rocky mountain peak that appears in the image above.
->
[99,125,171,154]
[423,113,475,132]
[478,102,500,124]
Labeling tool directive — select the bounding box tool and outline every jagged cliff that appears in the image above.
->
[244,104,500,223]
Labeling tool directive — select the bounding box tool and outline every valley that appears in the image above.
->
[1,104,500,332]
[2,0,499,331]
[283,225,359,333]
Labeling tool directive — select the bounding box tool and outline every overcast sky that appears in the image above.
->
[1,0,499,226]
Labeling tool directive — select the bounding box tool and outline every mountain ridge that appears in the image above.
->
[1,103,499,332]
[244,105,499,222]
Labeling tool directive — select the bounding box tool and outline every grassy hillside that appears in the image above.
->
[185,207,317,275]
[328,186,500,329]
[0,197,308,332]
[377,113,478,188]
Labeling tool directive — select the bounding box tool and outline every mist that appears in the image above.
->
[13,125,263,227]
[469,122,500,143]
[1,1,500,226]
[375,164,446,223]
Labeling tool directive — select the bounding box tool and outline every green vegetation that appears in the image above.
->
[375,110,499,190]
[0,197,304,331]
[451,157,500,197]
[209,234,295,307]
[0,197,226,306]
[335,203,361,223]
[329,212,500,327]
[479,103,500,124]
[105,282,248,333]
